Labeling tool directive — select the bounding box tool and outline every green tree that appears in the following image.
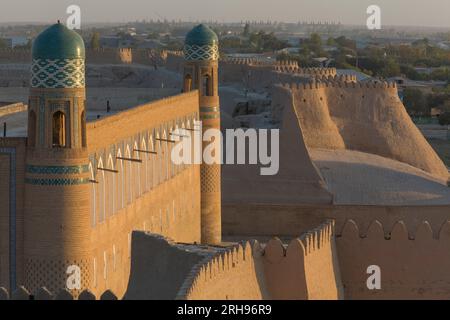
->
[147,32,159,40]
[403,88,428,116]
[309,33,322,54]
[0,38,7,49]
[90,32,101,50]
[249,31,288,52]
[438,112,450,125]
[243,23,250,37]
[430,68,450,81]
[381,57,401,77]
[326,37,336,46]
[334,36,356,51]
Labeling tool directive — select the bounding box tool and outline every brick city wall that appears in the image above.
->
[337,219,450,299]
[84,91,202,297]
[178,220,342,300]
[0,103,27,117]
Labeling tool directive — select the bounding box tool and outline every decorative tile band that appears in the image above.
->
[184,44,219,61]
[200,106,220,113]
[26,164,89,175]
[31,58,85,88]
[200,113,220,120]
[25,177,90,186]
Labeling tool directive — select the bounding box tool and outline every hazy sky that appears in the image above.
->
[1,0,450,28]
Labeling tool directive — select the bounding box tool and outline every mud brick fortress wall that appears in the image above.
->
[4,217,450,300]
[168,218,450,300]
[0,48,133,65]
[337,219,450,299]
[163,54,352,92]
[0,47,178,66]
[223,79,450,243]
[278,81,448,177]
[164,51,185,73]
[0,49,31,63]
[0,103,27,117]
[178,242,266,300]
[184,217,450,300]
[81,91,202,297]
[218,58,350,91]
[177,220,342,300]
[86,48,132,64]
[0,221,341,300]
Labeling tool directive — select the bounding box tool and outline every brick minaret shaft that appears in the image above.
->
[23,23,92,294]
[183,25,221,244]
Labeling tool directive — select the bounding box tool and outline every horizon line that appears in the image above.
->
[1,21,450,31]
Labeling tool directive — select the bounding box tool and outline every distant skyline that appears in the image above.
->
[1,0,450,28]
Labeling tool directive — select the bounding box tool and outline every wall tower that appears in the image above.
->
[24,22,92,294]
[183,25,222,244]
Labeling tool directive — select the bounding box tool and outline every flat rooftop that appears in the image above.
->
[311,148,450,205]
[0,86,181,138]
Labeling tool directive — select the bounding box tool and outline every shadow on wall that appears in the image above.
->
[124,232,206,300]
[0,286,118,300]
[124,221,343,300]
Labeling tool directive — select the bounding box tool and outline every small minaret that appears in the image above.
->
[24,22,91,294]
[183,25,222,244]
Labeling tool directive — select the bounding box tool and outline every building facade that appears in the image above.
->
[0,23,221,298]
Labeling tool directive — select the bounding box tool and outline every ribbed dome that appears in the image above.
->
[32,23,85,60]
[185,24,218,46]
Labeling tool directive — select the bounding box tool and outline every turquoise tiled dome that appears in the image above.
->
[185,24,218,46]
[30,23,85,88]
[184,24,219,61]
[32,23,85,60]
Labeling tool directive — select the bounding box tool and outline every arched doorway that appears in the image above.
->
[81,110,86,147]
[52,111,66,148]
[184,74,192,92]
[202,74,211,96]
[28,110,36,147]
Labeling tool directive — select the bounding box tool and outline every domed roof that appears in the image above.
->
[185,24,218,46]
[32,22,85,60]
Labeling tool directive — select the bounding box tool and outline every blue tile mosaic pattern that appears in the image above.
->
[25,177,90,186]
[184,44,219,61]
[31,58,85,89]
[26,164,89,175]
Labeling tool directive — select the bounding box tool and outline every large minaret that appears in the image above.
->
[183,25,222,244]
[24,22,92,294]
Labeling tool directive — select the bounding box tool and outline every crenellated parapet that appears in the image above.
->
[0,48,31,63]
[163,50,184,58]
[177,220,343,300]
[278,79,397,91]
[221,57,260,66]
[0,286,118,300]
[262,220,334,259]
[272,76,450,179]
[259,220,343,300]
[176,242,261,300]
[296,67,336,77]
[337,219,450,299]
[315,74,357,82]
[339,219,450,244]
